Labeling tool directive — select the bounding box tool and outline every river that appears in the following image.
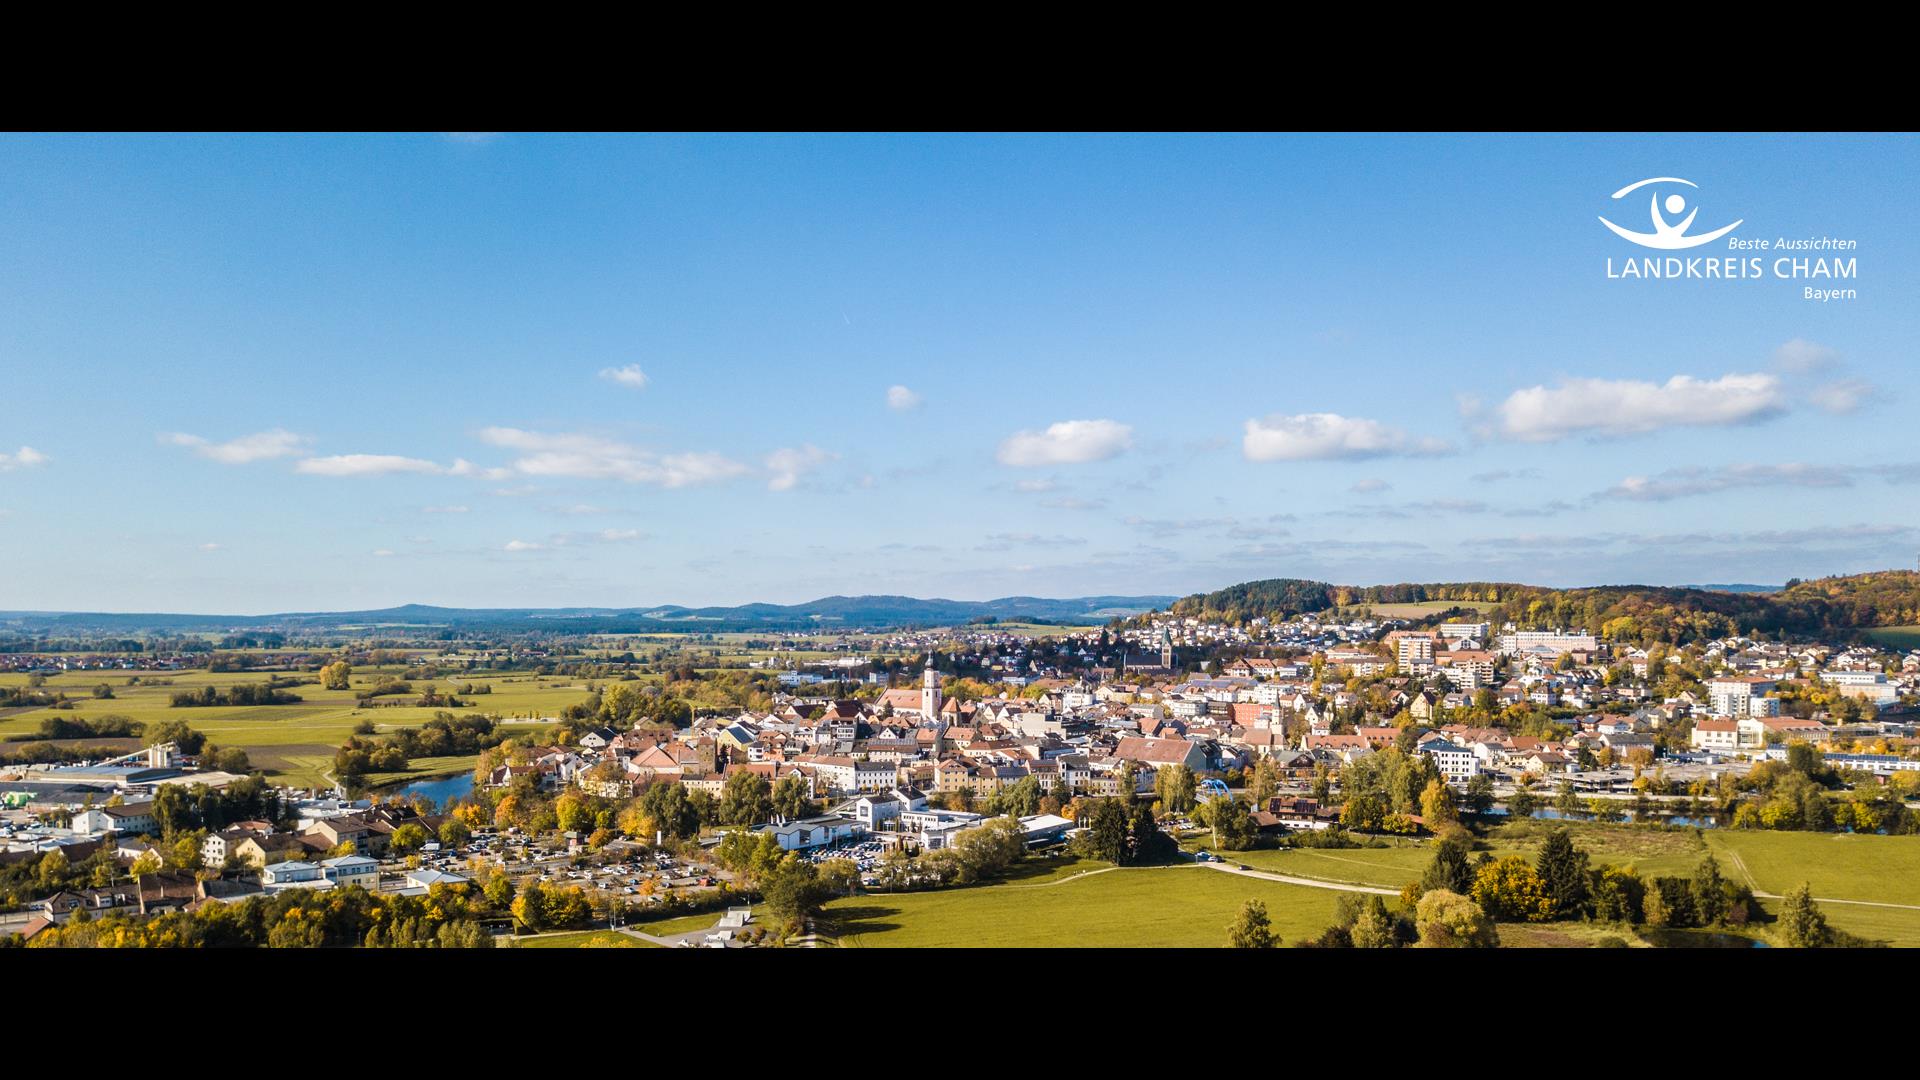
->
[390,771,475,809]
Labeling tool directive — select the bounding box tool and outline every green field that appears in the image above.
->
[1222,823,1706,892]
[823,860,1351,948]
[1351,600,1500,619]
[1864,625,1920,649]
[1706,830,1920,945]
[0,668,584,788]
[1210,825,1920,946]
[984,622,1104,637]
[627,909,737,937]
[508,930,652,949]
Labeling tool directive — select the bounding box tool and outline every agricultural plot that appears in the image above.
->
[0,668,585,788]
[1864,625,1920,650]
[1352,600,1501,619]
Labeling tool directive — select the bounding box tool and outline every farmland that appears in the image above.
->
[0,666,582,788]
[1348,600,1501,620]
[1864,625,1920,650]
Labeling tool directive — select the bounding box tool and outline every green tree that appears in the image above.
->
[1691,854,1729,927]
[1155,765,1197,814]
[1414,889,1499,948]
[760,855,829,938]
[389,823,430,855]
[1419,835,1476,896]
[771,774,815,821]
[1775,882,1834,947]
[1535,829,1590,919]
[720,770,773,826]
[1227,898,1277,948]
[1462,773,1495,815]
[438,818,471,850]
[1349,895,1398,948]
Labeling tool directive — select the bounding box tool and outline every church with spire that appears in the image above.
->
[922,652,946,755]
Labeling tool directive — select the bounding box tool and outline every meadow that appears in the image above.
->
[1864,625,1920,650]
[822,858,1350,948]
[1350,600,1500,619]
[507,930,652,949]
[823,825,1920,949]
[0,666,583,788]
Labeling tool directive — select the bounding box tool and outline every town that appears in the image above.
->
[6,130,1916,952]
[5,574,1918,949]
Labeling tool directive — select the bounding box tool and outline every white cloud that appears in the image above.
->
[997,419,1133,467]
[765,444,837,491]
[598,364,650,390]
[198,542,222,552]
[1599,461,1906,502]
[1242,413,1450,461]
[448,458,514,481]
[422,505,469,514]
[503,539,542,552]
[886,384,923,410]
[163,429,306,465]
[0,446,47,472]
[1494,373,1785,442]
[1772,338,1840,373]
[1350,478,1391,494]
[1809,378,1875,414]
[371,549,396,557]
[479,427,750,488]
[296,454,446,477]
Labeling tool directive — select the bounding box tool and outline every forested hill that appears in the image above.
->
[0,594,1174,635]
[1163,572,1920,646]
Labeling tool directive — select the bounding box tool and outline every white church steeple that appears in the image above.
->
[922,652,945,754]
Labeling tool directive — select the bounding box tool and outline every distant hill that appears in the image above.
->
[0,594,1174,636]
[1162,571,1920,646]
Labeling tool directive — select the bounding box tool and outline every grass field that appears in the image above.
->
[1209,824,1920,946]
[1864,625,1920,649]
[1351,601,1500,619]
[508,930,652,949]
[1706,830,1920,946]
[0,668,584,788]
[822,860,1352,948]
[984,622,1104,637]
[1220,822,1708,893]
[627,909,735,937]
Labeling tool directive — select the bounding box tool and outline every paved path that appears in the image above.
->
[1197,860,1398,895]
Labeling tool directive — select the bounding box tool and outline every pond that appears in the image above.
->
[1639,927,1769,948]
[390,771,475,809]
[1490,806,1721,829]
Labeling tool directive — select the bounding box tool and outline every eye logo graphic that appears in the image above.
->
[1599,177,1743,250]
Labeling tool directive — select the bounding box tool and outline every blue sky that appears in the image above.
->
[1,132,1915,613]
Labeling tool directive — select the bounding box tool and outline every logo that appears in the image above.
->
[1598,177,1743,250]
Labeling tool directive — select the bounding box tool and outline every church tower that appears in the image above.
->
[1160,627,1174,670]
[922,652,945,755]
